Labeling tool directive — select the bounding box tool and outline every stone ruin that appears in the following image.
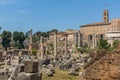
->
[0,50,3,62]
[9,60,42,80]
[81,50,120,80]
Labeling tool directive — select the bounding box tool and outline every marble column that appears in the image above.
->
[94,34,97,48]
[74,33,77,46]
[40,36,44,58]
[54,32,57,57]
[64,34,67,56]
[30,29,32,44]
[29,29,32,54]
[78,31,81,48]
[92,34,97,49]
[92,34,95,49]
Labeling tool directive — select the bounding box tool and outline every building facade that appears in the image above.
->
[48,29,81,53]
[80,10,120,48]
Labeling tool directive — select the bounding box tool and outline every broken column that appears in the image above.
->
[74,32,77,47]
[95,35,97,48]
[54,32,57,57]
[92,34,95,49]
[30,29,32,44]
[29,29,33,54]
[64,34,67,57]
[78,31,81,48]
[40,36,44,58]
[92,34,97,49]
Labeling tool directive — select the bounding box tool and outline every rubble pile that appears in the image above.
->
[81,50,120,80]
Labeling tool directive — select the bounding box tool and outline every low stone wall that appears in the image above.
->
[6,49,29,56]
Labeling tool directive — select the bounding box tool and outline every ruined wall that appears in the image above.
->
[82,50,120,80]
[0,50,3,62]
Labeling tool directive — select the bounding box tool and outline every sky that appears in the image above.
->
[0,0,120,33]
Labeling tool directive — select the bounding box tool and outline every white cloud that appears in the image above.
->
[17,10,28,14]
[0,18,17,22]
[0,0,16,6]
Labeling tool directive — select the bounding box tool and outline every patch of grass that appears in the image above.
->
[42,69,80,80]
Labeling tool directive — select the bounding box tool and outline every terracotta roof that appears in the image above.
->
[80,22,111,27]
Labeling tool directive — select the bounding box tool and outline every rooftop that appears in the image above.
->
[80,22,111,27]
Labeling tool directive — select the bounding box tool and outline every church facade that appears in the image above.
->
[80,10,120,48]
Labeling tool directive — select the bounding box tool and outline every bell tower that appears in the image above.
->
[103,10,109,23]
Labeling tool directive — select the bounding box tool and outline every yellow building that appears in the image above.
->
[80,10,120,48]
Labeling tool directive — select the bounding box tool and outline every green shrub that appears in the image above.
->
[46,50,51,55]
[77,47,90,53]
[32,48,37,56]
[97,39,110,50]
[113,39,120,48]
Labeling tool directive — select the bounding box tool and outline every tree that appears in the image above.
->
[19,32,25,43]
[13,31,20,42]
[2,30,12,50]
[13,31,25,49]
[50,29,58,33]
[30,29,59,43]
[41,32,49,37]
[26,31,30,38]
[97,39,109,49]
[19,32,25,48]
[32,31,42,43]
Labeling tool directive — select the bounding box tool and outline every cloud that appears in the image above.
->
[0,0,7,5]
[0,18,17,22]
[17,10,28,14]
[0,0,16,6]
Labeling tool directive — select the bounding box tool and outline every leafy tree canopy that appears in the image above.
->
[13,31,25,49]
[2,30,12,50]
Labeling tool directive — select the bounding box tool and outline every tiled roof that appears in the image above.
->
[80,22,111,27]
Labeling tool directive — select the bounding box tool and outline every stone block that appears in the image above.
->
[21,50,28,55]
[23,60,38,73]
[17,72,42,80]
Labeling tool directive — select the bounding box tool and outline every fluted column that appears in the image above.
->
[40,36,44,58]
[64,34,67,57]
[29,29,32,54]
[78,31,81,48]
[30,29,32,44]
[54,32,57,57]
[92,34,95,49]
